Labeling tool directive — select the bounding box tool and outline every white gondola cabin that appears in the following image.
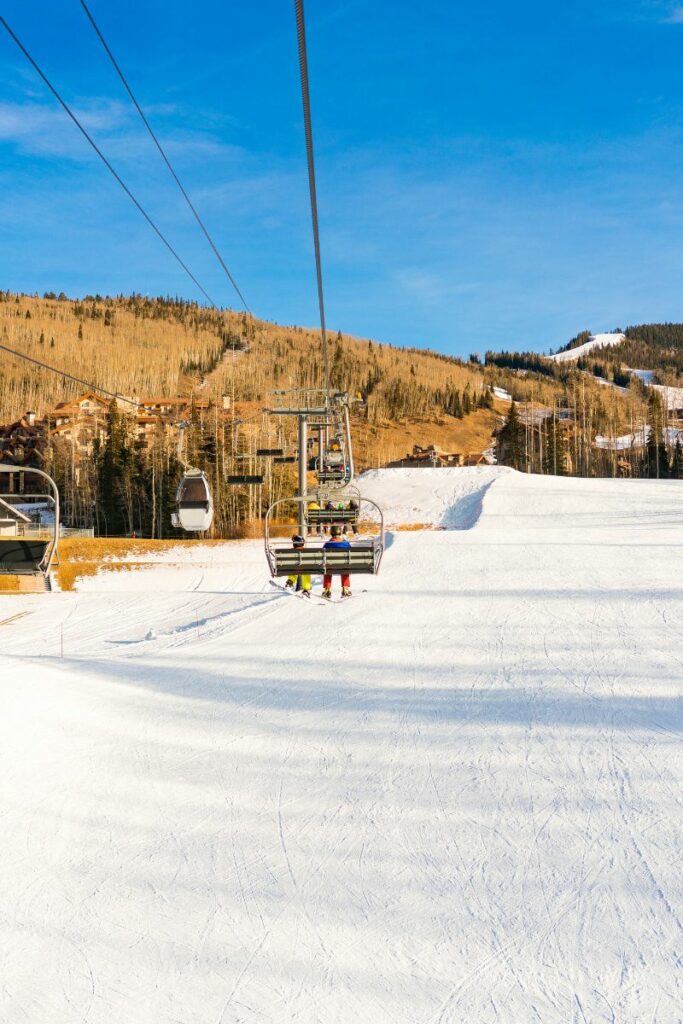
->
[172,469,213,532]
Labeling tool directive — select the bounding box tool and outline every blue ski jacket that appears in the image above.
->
[323,537,351,551]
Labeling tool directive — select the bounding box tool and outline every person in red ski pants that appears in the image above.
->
[322,524,351,599]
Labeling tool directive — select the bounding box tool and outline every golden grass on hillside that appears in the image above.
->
[0,577,45,594]
[55,536,240,591]
[391,522,439,531]
[0,292,649,472]
[0,294,244,419]
[354,405,503,468]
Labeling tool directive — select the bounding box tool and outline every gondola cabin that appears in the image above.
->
[172,469,213,532]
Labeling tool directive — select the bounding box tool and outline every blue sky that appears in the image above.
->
[1,1,683,356]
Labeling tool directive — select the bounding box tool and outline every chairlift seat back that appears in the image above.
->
[306,507,359,525]
[318,469,346,482]
[271,541,381,577]
[0,538,50,574]
[227,474,265,485]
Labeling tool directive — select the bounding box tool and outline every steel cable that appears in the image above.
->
[0,341,139,406]
[0,15,219,310]
[294,0,330,403]
[78,0,251,314]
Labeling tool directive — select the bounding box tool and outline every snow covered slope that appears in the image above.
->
[653,383,683,411]
[1,469,682,1023]
[359,465,506,527]
[550,332,625,362]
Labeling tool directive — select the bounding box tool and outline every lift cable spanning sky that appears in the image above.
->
[294,0,331,402]
[0,342,139,408]
[78,0,252,316]
[0,15,220,311]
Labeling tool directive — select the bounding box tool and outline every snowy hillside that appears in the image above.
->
[1,469,682,1023]
[358,465,507,527]
[595,426,683,450]
[550,332,625,362]
[653,383,683,410]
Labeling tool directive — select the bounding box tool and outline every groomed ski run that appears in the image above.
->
[1,467,681,1023]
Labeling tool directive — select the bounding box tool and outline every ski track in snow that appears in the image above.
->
[1,467,682,1023]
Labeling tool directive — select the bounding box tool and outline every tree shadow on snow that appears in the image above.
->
[39,645,683,737]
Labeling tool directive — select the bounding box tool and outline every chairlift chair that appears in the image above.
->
[305,484,361,527]
[317,466,347,484]
[265,495,384,578]
[306,505,359,527]
[227,474,265,485]
[0,466,59,580]
[172,468,213,532]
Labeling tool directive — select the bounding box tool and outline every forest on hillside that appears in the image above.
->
[1,293,678,537]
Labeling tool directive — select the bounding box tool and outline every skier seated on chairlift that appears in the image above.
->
[335,498,348,534]
[348,498,359,535]
[307,498,323,536]
[285,534,312,597]
[322,524,351,599]
[322,498,335,534]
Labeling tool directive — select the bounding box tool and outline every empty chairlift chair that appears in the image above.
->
[172,469,213,532]
[317,467,347,484]
[0,465,60,582]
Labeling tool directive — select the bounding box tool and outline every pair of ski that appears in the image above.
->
[269,580,352,605]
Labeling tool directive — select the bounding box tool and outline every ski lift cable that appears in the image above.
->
[294,0,331,403]
[78,0,252,316]
[0,341,139,407]
[0,16,219,311]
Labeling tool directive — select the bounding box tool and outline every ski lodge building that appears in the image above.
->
[387,444,491,469]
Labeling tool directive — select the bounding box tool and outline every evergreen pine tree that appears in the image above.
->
[644,391,669,479]
[671,438,683,479]
[97,400,134,535]
[542,415,566,476]
[496,401,525,470]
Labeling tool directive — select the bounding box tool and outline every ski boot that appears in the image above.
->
[321,588,332,600]
[341,587,352,599]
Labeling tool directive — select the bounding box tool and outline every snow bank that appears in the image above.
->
[358,466,506,528]
[550,331,625,363]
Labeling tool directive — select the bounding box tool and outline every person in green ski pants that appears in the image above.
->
[285,534,311,597]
